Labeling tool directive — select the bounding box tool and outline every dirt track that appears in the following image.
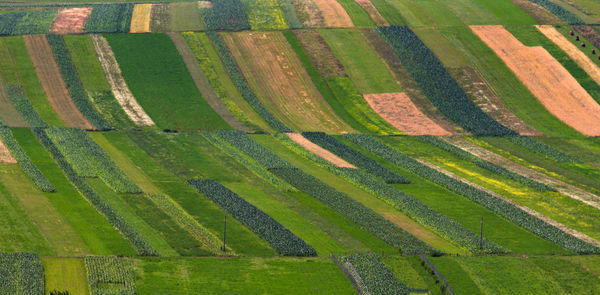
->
[363,93,451,136]
[0,138,16,164]
[23,35,93,129]
[90,34,154,126]
[472,25,600,136]
[50,7,93,34]
[130,4,153,33]
[287,133,356,168]
[312,0,353,27]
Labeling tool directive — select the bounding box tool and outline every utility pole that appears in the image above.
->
[222,215,227,252]
[480,217,484,251]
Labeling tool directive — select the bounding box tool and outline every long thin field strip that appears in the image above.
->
[0,80,28,127]
[286,133,356,168]
[312,0,354,27]
[130,4,152,33]
[50,7,93,34]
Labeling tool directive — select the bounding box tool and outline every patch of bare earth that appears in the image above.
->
[417,157,600,248]
[312,0,353,27]
[50,7,93,34]
[291,0,325,27]
[294,30,346,78]
[450,66,541,136]
[90,34,154,126]
[353,0,387,26]
[24,35,93,129]
[130,4,153,33]
[472,25,600,136]
[363,93,452,136]
[0,138,16,164]
[443,136,600,211]
[287,133,356,168]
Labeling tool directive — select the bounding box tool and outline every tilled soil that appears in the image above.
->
[50,7,93,34]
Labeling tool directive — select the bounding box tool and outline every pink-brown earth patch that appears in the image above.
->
[50,7,93,34]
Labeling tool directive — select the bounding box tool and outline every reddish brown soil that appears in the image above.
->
[287,133,356,168]
[354,0,388,26]
[50,7,93,34]
[0,138,16,163]
[363,93,452,136]
[312,0,353,27]
[23,35,93,129]
[472,25,600,136]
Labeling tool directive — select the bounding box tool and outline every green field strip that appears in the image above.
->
[6,85,47,128]
[529,256,600,292]
[380,256,428,290]
[168,2,205,31]
[63,35,134,129]
[538,137,600,165]
[411,27,471,68]
[438,26,581,137]
[12,128,136,256]
[117,131,277,256]
[427,256,483,295]
[320,28,402,94]
[0,78,28,127]
[367,0,406,25]
[134,257,356,294]
[240,0,289,30]
[557,26,600,70]
[0,36,64,127]
[391,0,464,26]
[334,0,375,27]
[43,257,89,295]
[104,33,231,130]
[0,168,53,255]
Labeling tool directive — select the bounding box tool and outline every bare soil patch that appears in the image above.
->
[450,66,541,136]
[23,34,92,129]
[50,7,93,34]
[0,138,16,164]
[472,25,600,136]
[130,4,153,33]
[90,34,154,126]
[287,133,356,168]
[291,0,325,27]
[353,0,387,26]
[363,93,451,136]
[312,0,353,27]
[294,30,346,78]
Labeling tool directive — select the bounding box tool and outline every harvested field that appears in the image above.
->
[223,31,352,133]
[23,35,92,129]
[536,25,600,86]
[294,30,346,78]
[50,7,93,34]
[312,0,353,27]
[353,0,387,26]
[450,66,541,136]
[90,34,154,126]
[0,79,28,127]
[510,0,565,25]
[286,133,356,168]
[472,25,600,136]
[130,4,152,33]
[0,138,16,163]
[291,0,325,27]
[363,93,452,136]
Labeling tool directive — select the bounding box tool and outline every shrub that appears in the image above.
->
[189,179,317,256]
[344,134,600,254]
[201,0,251,31]
[0,127,55,192]
[7,85,47,127]
[302,132,409,184]
[0,252,44,295]
[340,253,409,295]
[377,26,515,136]
[85,4,134,33]
[508,135,581,163]
[207,32,291,132]
[84,256,136,295]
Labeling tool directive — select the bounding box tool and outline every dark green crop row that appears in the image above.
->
[527,0,584,24]
[46,34,112,131]
[0,127,55,192]
[84,256,136,295]
[7,85,47,128]
[0,12,26,35]
[12,9,57,35]
[34,128,156,256]
[340,253,409,295]
[508,136,581,163]
[377,26,515,136]
[189,179,317,256]
[302,132,409,184]
[202,0,251,31]
[0,252,44,295]
[345,134,600,254]
[84,4,134,33]
[420,136,555,191]
[207,32,291,132]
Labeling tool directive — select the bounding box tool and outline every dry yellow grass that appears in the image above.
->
[130,4,153,33]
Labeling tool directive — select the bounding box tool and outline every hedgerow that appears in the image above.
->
[0,252,44,295]
[84,4,134,33]
[12,9,57,35]
[302,132,409,184]
[0,127,55,192]
[345,134,600,254]
[84,256,136,295]
[189,179,317,256]
[46,35,112,131]
[0,12,25,35]
[214,131,438,254]
[419,136,555,191]
[274,133,505,254]
[377,26,515,136]
[508,136,581,163]
[7,85,47,128]
[34,128,156,256]
[340,253,408,295]
[527,0,584,24]
[44,128,140,193]
[207,32,291,132]
[201,0,251,31]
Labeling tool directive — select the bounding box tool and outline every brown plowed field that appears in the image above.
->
[294,30,346,78]
[50,7,93,34]
[287,133,356,168]
[222,31,352,133]
[312,0,353,27]
[536,25,600,86]
[23,35,93,129]
[472,25,600,136]
[363,93,451,136]
[0,138,16,164]
[130,4,153,33]
[354,0,387,26]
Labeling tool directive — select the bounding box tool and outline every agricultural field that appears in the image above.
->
[1,0,600,293]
